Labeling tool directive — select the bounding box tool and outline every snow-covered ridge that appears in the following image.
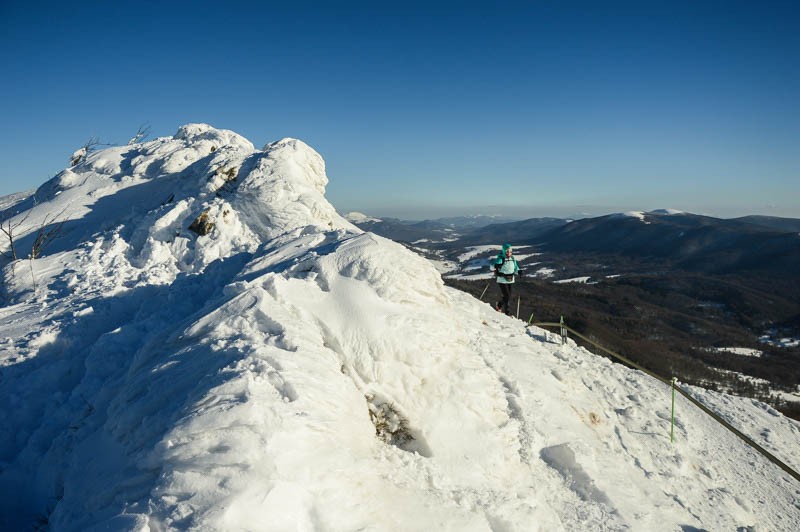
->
[0,190,33,211]
[1,125,799,531]
[610,211,650,224]
[608,209,684,224]
[1,124,357,285]
[649,208,684,215]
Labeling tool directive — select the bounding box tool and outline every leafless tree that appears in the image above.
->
[128,123,151,145]
[0,208,31,261]
[69,136,112,166]
[30,206,68,259]
[23,206,69,294]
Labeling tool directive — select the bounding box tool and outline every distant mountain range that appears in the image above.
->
[0,190,33,211]
[733,215,800,233]
[349,209,800,278]
[531,211,800,276]
[344,213,526,244]
[346,217,457,243]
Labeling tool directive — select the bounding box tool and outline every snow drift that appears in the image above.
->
[1,125,799,531]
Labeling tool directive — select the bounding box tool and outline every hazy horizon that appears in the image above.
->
[337,203,800,222]
[2,184,798,222]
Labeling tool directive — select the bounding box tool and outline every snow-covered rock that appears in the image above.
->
[0,125,798,531]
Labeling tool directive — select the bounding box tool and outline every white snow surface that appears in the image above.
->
[1,124,799,531]
[457,245,498,263]
[611,211,651,224]
[760,333,800,349]
[0,190,34,211]
[553,276,592,284]
[707,347,764,358]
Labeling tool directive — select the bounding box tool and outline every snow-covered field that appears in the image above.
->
[760,332,800,349]
[707,347,764,358]
[553,276,592,284]
[457,245,497,263]
[428,258,459,275]
[512,252,540,262]
[1,125,799,531]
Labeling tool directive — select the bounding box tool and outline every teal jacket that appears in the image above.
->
[492,244,519,284]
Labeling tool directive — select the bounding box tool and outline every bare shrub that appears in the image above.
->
[128,123,151,145]
[30,207,68,259]
[366,394,413,447]
[69,136,112,166]
[1,208,31,261]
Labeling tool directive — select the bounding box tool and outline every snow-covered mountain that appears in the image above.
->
[525,211,800,275]
[1,125,798,531]
[344,211,382,224]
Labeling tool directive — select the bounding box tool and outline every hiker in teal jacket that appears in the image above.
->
[492,243,519,315]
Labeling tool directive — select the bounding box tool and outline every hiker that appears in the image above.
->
[492,243,519,315]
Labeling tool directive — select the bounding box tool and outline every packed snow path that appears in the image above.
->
[1,125,798,531]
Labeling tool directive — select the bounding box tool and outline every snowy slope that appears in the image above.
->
[1,125,799,531]
[0,190,34,211]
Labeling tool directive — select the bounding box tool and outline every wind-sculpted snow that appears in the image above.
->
[0,125,798,531]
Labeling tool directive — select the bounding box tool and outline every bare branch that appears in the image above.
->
[0,208,32,261]
[30,206,69,260]
[128,123,151,145]
[69,136,112,166]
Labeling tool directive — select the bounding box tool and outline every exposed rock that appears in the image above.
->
[188,211,214,236]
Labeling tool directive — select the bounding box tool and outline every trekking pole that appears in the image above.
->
[516,296,521,319]
[479,282,489,301]
[671,377,677,443]
[528,313,534,326]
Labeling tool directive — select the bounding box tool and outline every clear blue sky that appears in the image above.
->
[1,1,798,219]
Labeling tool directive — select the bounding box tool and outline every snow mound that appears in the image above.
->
[1,125,799,531]
[237,138,354,240]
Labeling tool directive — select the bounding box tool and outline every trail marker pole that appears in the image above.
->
[671,377,677,443]
[531,321,800,483]
[560,315,567,344]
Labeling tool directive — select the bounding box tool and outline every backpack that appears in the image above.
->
[494,255,516,280]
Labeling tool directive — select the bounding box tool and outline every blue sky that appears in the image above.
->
[1,1,798,219]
